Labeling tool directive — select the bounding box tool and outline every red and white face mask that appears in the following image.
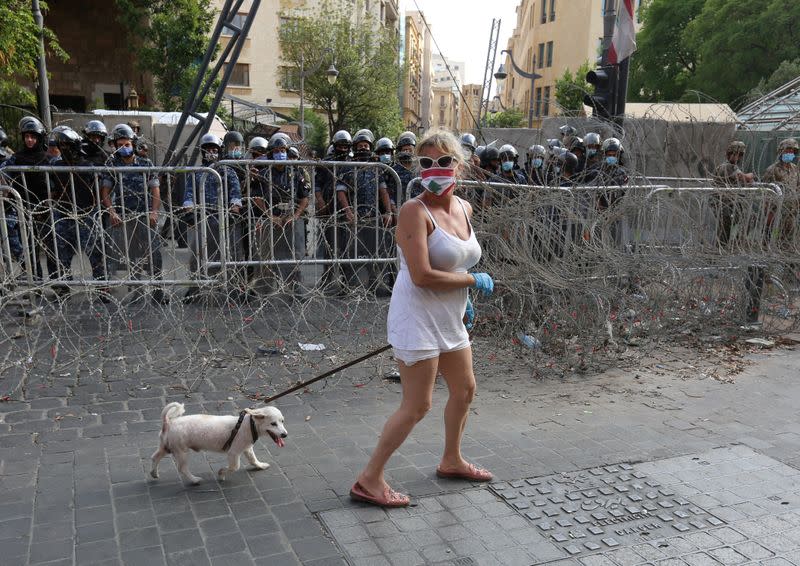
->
[420,167,456,196]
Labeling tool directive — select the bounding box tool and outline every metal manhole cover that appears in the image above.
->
[489,463,725,558]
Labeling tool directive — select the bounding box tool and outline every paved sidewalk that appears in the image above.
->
[2,339,800,565]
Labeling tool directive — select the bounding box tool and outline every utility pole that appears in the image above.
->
[32,0,51,130]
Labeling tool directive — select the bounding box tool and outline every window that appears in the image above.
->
[227,63,250,86]
[546,41,553,67]
[535,87,542,116]
[222,13,248,36]
[279,16,300,35]
[543,86,551,116]
[549,0,556,21]
[278,66,299,90]
[540,0,547,23]
[537,43,545,68]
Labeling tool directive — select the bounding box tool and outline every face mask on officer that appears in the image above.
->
[272,149,288,161]
[781,152,796,164]
[532,158,544,168]
[378,153,392,164]
[228,146,243,159]
[587,148,598,158]
[202,147,219,163]
[605,155,618,166]
[116,141,135,158]
[501,160,514,172]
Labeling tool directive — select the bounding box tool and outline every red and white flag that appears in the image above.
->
[608,0,637,64]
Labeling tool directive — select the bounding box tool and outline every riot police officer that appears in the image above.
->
[81,120,110,166]
[50,126,108,289]
[100,123,167,302]
[0,116,57,280]
[253,133,309,295]
[526,144,547,186]
[713,140,754,187]
[182,133,242,298]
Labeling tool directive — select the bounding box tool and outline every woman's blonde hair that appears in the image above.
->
[416,129,468,162]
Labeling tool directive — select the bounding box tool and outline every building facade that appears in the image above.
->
[459,83,483,133]
[401,12,424,133]
[431,87,459,132]
[212,0,400,120]
[431,54,465,90]
[498,0,643,127]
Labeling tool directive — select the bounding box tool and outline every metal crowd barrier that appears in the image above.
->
[0,165,223,287]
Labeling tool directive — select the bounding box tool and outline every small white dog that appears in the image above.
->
[150,402,288,484]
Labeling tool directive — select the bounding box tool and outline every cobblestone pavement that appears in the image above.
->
[2,325,800,565]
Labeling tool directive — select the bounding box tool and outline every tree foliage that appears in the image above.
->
[628,0,703,103]
[555,62,592,115]
[115,0,216,111]
[486,108,526,128]
[631,0,800,107]
[745,58,800,103]
[0,0,67,106]
[279,1,402,138]
[289,108,328,156]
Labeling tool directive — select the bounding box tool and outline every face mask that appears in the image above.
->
[605,156,618,166]
[781,153,795,164]
[587,149,597,158]
[202,149,218,163]
[117,146,134,158]
[273,151,287,161]
[231,149,243,159]
[378,154,392,164]
[501,161,514,172]
[420,167,456,196]
[532,158,543,168]
[553,166,561,174]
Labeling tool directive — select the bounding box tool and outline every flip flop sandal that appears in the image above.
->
[436,463,493,482]
[349,481,410,508]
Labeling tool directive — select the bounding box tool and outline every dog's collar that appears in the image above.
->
[222,410,259,451]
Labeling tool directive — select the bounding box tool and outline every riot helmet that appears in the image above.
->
[82,120,108,143]
[223,130,245,158]
[248,136,269,156]
[52,126,84,162]
[460,133,477,154]
[199,133,222,163]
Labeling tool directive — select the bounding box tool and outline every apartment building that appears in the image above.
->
[213,0,400,119]
[431,86,459,132]
[498,0,643,127]
[403,11,433,133]
[459,83,483,133]
[431,54,465,90]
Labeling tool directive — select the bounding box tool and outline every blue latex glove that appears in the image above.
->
[464,297,475,330]
[470,272,494,297]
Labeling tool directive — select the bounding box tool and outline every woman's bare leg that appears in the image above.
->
[356,356,438,496]
[437,346,481,472]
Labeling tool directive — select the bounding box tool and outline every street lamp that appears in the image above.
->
[299,48,338,141]
[494,49,541,129]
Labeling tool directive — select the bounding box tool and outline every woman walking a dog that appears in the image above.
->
[351,130,495,507]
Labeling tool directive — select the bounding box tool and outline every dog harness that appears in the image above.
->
[222,410,259,451]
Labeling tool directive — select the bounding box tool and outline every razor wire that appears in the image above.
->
[0,130,798,402]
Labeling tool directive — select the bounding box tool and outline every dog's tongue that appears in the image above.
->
[276,437,285,448]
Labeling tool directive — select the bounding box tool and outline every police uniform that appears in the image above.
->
[51,157,107,280]
[0,149,58,279]
[336,164,391,289]
[183,164,242,275]
[763,157,799,250]
[314,157,347,290]
[253,164,309,292]
[100,154,163,277]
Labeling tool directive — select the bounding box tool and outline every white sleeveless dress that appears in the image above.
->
[387,196,482,363]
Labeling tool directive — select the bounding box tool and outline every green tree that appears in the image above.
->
[628,0,704,102]
[745,57,800,104]
[278,1,402,138]
[115,0,216,111]
[0,0,67,105]
[684,0,800,106]
[486,108,526,128]
[555,62,592,115]
[288,108,328,156]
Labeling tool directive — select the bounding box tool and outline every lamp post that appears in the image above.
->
[494,49,542,129]
[299,47,339,141]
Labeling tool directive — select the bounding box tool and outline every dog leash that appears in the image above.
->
[222,410,259,451]
[263,344,392,404]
